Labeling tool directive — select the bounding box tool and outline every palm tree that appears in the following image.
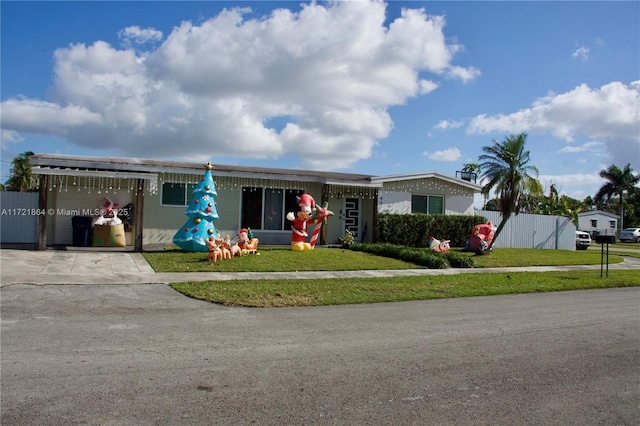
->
[581,195,594,210]
[594,164,640,230]
[5,151,38,192]
[462,163,481,173]
[478,133,540,249]
[460,162,481,184]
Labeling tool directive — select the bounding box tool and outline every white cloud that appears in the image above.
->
[0,1,477,170]
[540,173,603,188]
[539,172,607,200]
[434,119,464,130]
[423,147,461,161]
[419,79,439,94]
[467,81,640,170]
[557,140,604,153]
[572,46,590,61]
[0,98,102,133]
[118,26,163,48]
[446,65,481,83]
[1,129,24,150]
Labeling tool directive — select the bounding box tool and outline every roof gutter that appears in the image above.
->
[32,166,158,181]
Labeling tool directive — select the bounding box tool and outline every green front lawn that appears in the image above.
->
[143,246,419,273]
[144,246,638,308]
[467,248,623,267]
[171,270,640,307]
[142,246,624,273]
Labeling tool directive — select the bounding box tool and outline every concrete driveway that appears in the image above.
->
[1,283,638,425]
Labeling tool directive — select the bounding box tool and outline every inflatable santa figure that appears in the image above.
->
[286,193,316,251]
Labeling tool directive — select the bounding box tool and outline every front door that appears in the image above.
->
[344,197,360,240]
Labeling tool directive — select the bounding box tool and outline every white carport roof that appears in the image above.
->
[29,154,382,188]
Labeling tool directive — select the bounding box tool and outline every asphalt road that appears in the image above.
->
[1,284,638,425]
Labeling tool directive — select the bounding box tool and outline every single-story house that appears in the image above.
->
[29,154,482,251]
[577,210,619,237]
[373,172,480,216]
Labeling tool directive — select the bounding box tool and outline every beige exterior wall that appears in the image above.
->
[142,182,247,246]
[142,189,187,245]
[445,195,475,215]
[41,173,378,247]
[142,178,337,246]
[140,180,377,246]
[379,178,476,216]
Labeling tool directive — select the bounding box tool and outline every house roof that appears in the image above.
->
[30,153,482,192]
[371,171,482,191]
[577,210,620,220]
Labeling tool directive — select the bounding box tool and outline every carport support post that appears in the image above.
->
[37,174,48,251]
[134,178,145,252]
[372,189,378,243]
[321,185,328,245]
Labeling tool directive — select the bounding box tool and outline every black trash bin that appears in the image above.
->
[71,216,93,247]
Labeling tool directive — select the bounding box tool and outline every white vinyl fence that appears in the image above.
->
[0,192,39,244]
[476,210,576,250]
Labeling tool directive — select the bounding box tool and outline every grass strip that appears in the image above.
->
[170,269,640,308]
[607,250,640,259]
[143,247,625,273]
[143,247,420,273]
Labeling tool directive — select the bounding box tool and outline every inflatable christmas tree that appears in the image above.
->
[172,163,220,252]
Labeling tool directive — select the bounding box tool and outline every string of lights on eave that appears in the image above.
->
[33,166,476,199]
[32,168,383,199]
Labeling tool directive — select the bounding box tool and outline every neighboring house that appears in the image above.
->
[577,210,619,237]
[28,154,481,250]
[373,172,481,215]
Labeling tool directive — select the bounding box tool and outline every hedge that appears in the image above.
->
[350,243,475,269]
[376,213,487,248]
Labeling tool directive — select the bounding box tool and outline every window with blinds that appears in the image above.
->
[411,195,444,215]
[161,183,196,206]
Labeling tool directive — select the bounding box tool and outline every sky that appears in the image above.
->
[1,0,639,204]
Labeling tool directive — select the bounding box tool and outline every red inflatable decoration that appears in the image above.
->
[286,193,333,251]
[469,221,496,252]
